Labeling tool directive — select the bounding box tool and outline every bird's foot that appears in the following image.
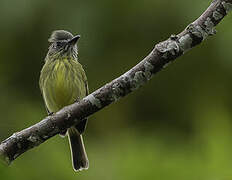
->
[48,112,54,116]
[75,98,80,103]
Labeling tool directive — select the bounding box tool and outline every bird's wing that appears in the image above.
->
[75,70,89,134]
[39,62,52,114]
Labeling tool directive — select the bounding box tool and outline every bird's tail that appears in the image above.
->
[68,127,89,171]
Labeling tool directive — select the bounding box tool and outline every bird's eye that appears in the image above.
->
[56,42,62,48]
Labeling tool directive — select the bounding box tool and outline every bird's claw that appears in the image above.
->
[48,112,54,116]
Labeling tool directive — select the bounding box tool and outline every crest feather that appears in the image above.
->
[48,30,73,42]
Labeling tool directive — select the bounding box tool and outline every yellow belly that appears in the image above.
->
[41,58,87,113]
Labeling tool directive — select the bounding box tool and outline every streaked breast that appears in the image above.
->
[43,58,86,112]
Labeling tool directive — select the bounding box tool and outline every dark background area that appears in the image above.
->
[0,0,232,179]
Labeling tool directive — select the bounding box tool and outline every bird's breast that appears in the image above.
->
[42,59,86,112]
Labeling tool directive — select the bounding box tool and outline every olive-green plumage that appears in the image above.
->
[40,58,87,112]
[39,30,89,171]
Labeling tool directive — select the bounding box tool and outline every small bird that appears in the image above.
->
[39,30,89,171]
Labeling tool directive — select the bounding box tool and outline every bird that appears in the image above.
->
[39,30,89,171]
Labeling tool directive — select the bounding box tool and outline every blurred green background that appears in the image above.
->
[0,0,232,179]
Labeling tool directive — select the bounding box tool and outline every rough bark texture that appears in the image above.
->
[0,0,231,165]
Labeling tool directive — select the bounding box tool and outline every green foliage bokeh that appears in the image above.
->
[0,0,232,179]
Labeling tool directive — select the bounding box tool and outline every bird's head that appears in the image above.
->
[47,30,80,59]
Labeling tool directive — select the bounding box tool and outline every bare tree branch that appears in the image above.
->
[0,0,231,165]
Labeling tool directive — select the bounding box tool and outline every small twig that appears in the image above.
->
[0,0,231,165]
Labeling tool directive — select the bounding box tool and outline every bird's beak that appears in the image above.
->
[68,35,81,46]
